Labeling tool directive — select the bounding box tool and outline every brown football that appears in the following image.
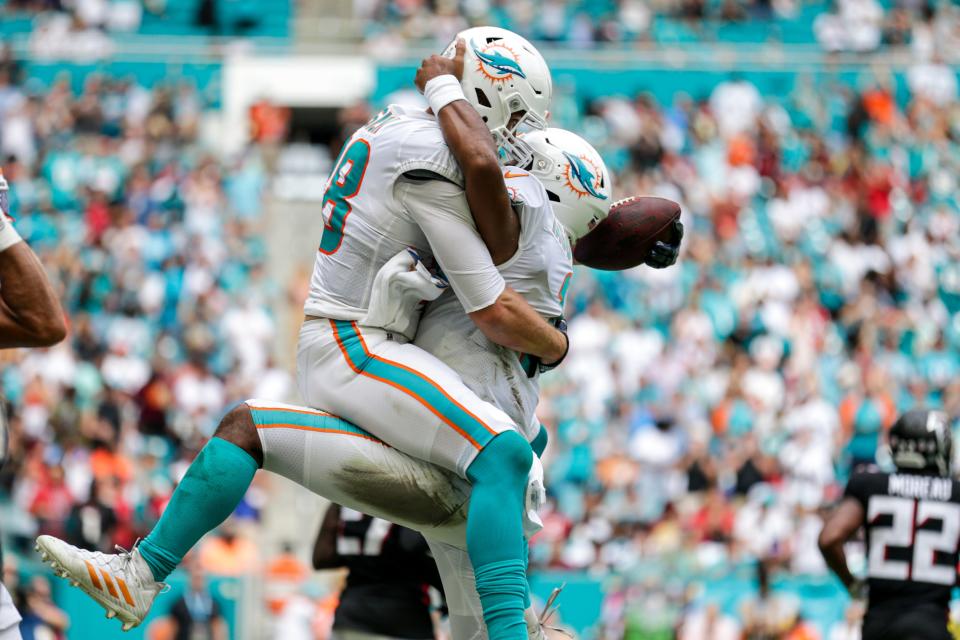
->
[573,196,681,270]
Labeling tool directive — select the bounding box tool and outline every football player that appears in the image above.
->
[35,43,680,637]
[312,505,443,640]
[38,28,564,638]
[819,408,959,640]
[293,43,569,640]
[257,29,565,640]
[0,169,67,640]
[36,125,679,639]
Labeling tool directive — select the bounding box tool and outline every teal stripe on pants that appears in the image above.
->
[249,405,380,441]
[331,320,496,449]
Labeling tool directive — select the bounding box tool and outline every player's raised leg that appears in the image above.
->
[36,403,264,631]
[426,538,561,640]
[35,397,537,635]
[299,319,542,640]
[249,398,472,543]
[252,399,549,640]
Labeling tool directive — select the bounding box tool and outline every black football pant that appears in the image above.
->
[863,604,951,640]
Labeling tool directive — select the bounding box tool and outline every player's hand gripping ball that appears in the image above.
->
[415,38,466,92]
[573,196,683,271]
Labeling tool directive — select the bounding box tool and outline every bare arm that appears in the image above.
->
[818,497,864,590]
[0,236,67,348]
[312,503,343,570]
[414,41,520,265]
[437,102,518,264]
[26,596,69,631]
[469,288,566,362]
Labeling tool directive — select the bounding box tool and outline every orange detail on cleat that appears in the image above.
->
[85,561,103,591]
[100,569,119,599]
[116,577,136,607]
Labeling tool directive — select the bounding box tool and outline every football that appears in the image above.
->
[573,196,682,271]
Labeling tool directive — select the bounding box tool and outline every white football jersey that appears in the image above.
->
[414,168,573,440]
[304,105,467,321]
[0,583,21,631]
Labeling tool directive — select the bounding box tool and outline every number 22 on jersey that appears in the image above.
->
[868,495,960,584]
[319,138,371,255]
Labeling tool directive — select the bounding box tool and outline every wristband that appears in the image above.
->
[424,75,466,115]
[539,332,569,372]
[0,215,21,253]
[539,317,569,373]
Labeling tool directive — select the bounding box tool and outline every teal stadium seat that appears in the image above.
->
[715,21,780,43]
[777,1,827,43]
[652,17,704,44]
[0,0,291,39]
[0,13,34,36]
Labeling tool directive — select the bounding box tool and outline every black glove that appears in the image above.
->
[645,220,683,269]
[520,317,569,378]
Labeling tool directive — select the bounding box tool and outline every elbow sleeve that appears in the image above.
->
[398,178,505,313]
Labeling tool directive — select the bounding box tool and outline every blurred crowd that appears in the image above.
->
[357,0,960,56]
[2,0,280,58]
[1,12,960,639]
[6,0,960,63]
[0,37,288,606]
[525,59,960,639]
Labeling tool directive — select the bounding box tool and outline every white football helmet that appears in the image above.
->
[522,128,612,244]
[445,26,552,167]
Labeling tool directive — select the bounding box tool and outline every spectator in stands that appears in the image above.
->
[165,562,227,640]
[17,576,68,640]
[679,603,741,640]
[263,542,309,615]
[198,521,259,577]
[64,478,117,552]
[1,9,960,636]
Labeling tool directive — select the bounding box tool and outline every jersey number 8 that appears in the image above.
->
[319,139,371,255]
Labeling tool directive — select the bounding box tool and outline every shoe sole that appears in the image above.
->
[35,537,141,632]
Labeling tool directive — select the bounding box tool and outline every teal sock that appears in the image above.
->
[466,431,532,640]
[523,538,531,609]
[475,560,528,637]
[138,437,258,581]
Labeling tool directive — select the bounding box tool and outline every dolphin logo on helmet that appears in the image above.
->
[472,40,527,80]
[562,151,608,201]
[523,128,612,244]
[455,26,552,167]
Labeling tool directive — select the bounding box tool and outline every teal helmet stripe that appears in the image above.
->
[473,41,527,79]
[563,151,608,200]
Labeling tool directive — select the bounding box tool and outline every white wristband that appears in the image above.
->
[0,216,21,253]
[424,75,466,115]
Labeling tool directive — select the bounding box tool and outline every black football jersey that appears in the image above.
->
[333,510,442,639]
[845,469,960,613]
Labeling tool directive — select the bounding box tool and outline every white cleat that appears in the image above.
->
[35,535,164,632]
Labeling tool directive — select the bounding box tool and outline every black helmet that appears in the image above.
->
[889,408,952,477]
